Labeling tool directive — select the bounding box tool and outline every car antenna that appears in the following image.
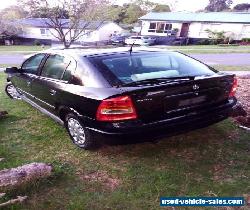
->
[129,41,135,55]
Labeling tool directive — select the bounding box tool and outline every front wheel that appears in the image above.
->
[5,83,21,100]
[65,113,98,149]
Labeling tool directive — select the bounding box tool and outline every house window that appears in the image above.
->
[40,28,50,36]
[148,22,156,32]
[148,22,172,33]
[157,23,165,33]
[164,24,172,33]
[40,28,46,35]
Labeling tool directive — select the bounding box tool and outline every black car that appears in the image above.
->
[5,47,237,149]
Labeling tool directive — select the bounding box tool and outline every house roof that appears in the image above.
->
[139,12,250,23]
[17,18,109,29]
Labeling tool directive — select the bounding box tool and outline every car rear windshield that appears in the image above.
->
[86,52,216,86]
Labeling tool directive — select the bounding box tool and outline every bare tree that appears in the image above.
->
[20,0,107,48]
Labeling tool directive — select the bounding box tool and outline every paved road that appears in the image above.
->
[0,54,25,65]
[190,53,250,66]
[1,53,250,66]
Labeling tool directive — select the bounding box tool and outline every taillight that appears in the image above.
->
[229,77,238,97]
[96,95,137,121]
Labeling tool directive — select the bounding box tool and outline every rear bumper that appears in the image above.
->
[85,98,237,138]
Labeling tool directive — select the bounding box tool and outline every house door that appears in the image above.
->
[180,23,190,37]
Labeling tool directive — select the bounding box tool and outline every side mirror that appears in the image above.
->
[4,67,20,74]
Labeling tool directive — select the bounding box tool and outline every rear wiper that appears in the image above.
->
[122,76,195,87]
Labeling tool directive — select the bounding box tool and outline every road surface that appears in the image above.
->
[1,53,250,66]
[190,53,250,66]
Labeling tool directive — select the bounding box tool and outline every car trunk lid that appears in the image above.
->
[126,74,234,123]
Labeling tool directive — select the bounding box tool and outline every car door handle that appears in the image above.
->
[49,89,57,96]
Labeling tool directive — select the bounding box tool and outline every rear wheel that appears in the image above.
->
[65,113,98,149]
[5,84,21,100]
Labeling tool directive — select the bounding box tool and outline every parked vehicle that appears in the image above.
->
[125,36,156,46]
[5,47,237,149]
[110,35,127,45]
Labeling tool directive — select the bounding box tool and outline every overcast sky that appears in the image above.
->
[0,0,250,11]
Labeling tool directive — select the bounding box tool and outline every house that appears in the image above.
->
[139,12,250,43]
[14,18,123,45]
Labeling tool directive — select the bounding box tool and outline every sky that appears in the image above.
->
[0,0,250,11]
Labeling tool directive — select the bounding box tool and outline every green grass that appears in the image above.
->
[154,45,250,54]
[212,65,250,71]
[0,73,249,209]
[0,45,50,54]
[0,64,20,68]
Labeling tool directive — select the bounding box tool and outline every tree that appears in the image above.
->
[0,6,28,20]
[233,3,250,11]
[0,20,23,40]
[152,4,171,12]
[105,5,126,24]
[122,3,147,24]
[19,0,107,48]
[205,0,233,12]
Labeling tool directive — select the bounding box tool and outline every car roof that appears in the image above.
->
[41,47,170,57]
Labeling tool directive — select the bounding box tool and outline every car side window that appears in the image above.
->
[41,54,70,80]
[22,54,45,74]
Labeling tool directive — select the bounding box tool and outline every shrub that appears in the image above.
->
[197,39,212,45]
[241,38,250,42]
[33,40,41,46]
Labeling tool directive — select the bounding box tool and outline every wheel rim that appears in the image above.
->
[6,85,20,99]
[67,118,86,145]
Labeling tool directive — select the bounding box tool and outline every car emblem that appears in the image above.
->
[193,84,199,91]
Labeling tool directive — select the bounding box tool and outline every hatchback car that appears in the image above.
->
[5,47,237,149]
[125,36,156,46]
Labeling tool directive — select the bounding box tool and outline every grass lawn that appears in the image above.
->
[0,72,249,209]
[212,65,250,71]
[154,45,250,54]
[0,45,50,54]
[0,64,20,68]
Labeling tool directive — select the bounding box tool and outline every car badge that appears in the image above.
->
[193,84,200,91]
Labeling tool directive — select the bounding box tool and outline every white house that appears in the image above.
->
[139,12,250,41]
[15,18,123,45]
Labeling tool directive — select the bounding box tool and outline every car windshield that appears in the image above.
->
[86,52,216,86]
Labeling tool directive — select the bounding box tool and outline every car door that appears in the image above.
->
[30,53,76,114]
[12,54,47,100]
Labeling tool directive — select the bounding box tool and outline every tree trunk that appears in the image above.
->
[0,163,52,191]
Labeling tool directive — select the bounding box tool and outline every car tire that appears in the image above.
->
[5,83,21,100]
[65,113,98,150]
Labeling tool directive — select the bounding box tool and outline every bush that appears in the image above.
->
[240,38,250,45]
[241,38,250,42]
[197,39,212,45]
[33,40,41,46]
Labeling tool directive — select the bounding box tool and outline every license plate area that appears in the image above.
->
[178,95,206,107]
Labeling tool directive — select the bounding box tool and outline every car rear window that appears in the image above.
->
[86,52,216,86]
